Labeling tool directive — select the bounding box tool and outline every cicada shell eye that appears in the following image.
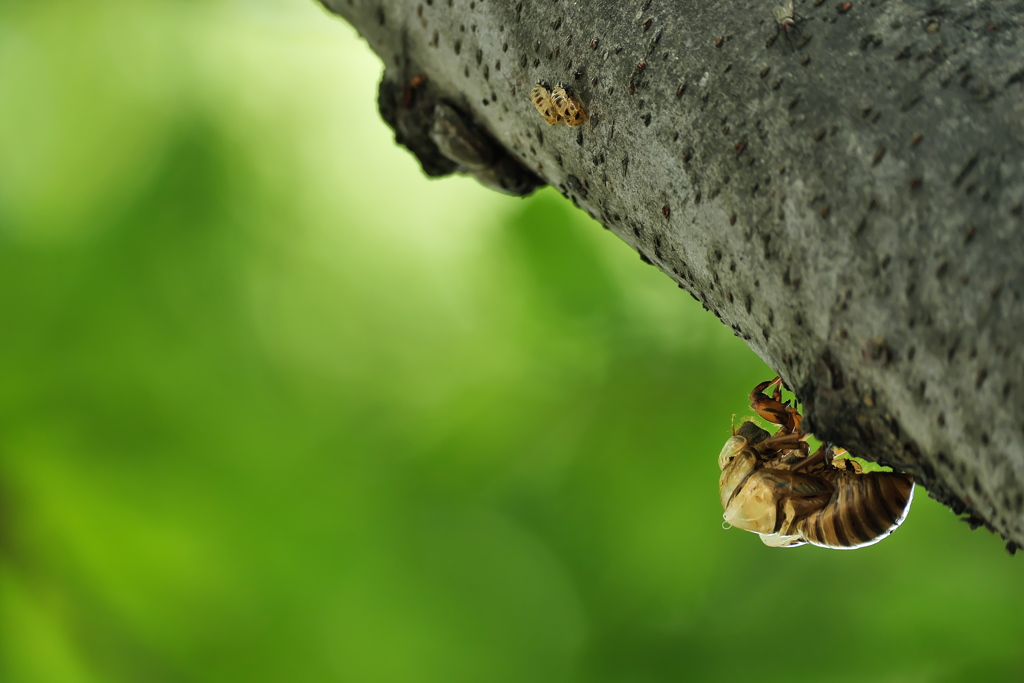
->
[718,436,748,471]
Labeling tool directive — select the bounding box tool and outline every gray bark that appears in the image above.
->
[318,0,1024,553]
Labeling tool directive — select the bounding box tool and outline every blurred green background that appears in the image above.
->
[1,1,1021,682]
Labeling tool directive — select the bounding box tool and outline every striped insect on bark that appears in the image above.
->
[718,378,915,549]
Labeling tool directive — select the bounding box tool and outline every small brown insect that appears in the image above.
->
[530,84,562,125]
[550,86,587,126]
[839,2,853,13]
[402,73,428,108]
[719,378,915,549]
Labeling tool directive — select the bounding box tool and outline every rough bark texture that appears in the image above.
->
[318,0,1024,553]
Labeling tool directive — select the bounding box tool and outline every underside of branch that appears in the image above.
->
[319,0,1024,553]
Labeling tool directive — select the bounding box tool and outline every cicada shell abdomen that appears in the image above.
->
[550,86,587,126]
[797,471,915,549]
[530,84,562,125]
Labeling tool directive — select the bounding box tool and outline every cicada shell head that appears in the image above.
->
[719,446,759,511]
[718,435,748,471]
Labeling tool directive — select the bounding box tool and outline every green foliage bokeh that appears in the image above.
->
[1,2,1022,682]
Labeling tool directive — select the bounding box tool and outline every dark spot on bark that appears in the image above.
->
[862,337,893,365]
[953,154,979,187]
[873,147,886,165]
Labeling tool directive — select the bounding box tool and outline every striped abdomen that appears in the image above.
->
[530,85,562,125]
[796,471,914,549]
[550,86,587,126]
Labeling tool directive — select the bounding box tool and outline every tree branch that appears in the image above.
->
[318,0,1024,552]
